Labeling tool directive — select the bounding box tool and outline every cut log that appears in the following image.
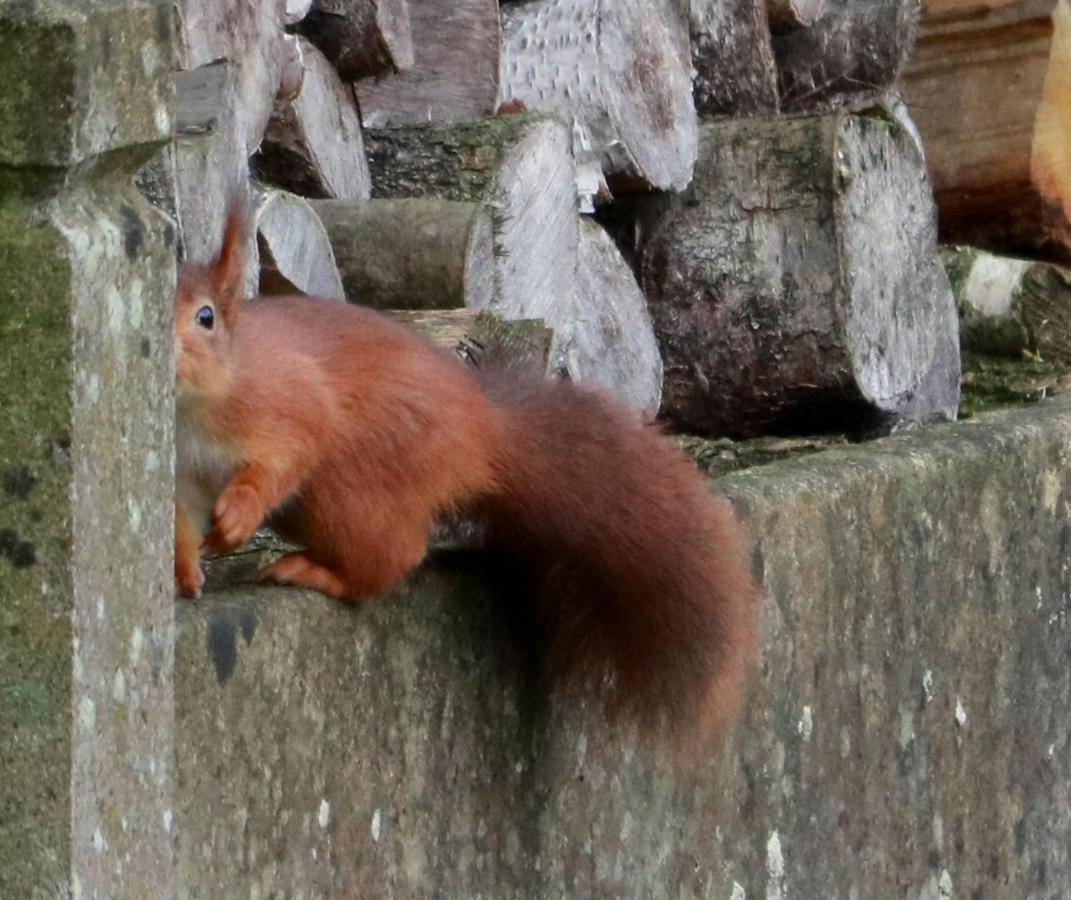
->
[171,62,256,292]
[565,219,663,418]
[355,0,499,126]
[383,308,554,375]
[365,115,578,367]
[312,198,496,310]
[285,0,315,25]
[772,0,921,112]
[252,38,372,200]
[499,0,697,192]
[943,245,1071,364]
[901,0,1071,264]
[175,0,291,154]
[292,0,415,82]
[689,0,780,116]
[636,107,960,438]
[767,0,827,34]
[253,189,345,299]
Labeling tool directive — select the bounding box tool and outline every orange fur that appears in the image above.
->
[175,204,761,749]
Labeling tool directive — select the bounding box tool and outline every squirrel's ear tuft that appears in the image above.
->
[213,196,251,327]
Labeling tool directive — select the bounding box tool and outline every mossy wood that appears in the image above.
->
[312,198,496,310]
[634,105,960,437]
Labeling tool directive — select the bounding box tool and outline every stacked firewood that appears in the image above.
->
[142,0,1069,437]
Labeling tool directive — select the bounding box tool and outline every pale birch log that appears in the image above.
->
[565,219,663,418]
[252,38,372,200]
[637,107,960,437]
[943,245,1071,364]
[366,116,578,369]
[253,188,345,299]
[356,0,499,126]
[902,0,1071,264]
[293,0,415,81]
[499,0,697,192]
[312,198,496,311]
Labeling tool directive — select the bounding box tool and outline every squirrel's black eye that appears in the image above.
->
[195,305,215,330]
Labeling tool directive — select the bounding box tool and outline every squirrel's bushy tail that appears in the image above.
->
[477,373,760,748]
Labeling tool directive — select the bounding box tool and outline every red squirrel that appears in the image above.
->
[175,206,759,747]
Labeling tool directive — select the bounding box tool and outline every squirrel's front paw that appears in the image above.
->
[175,560,205,600]
[205,484,263,554]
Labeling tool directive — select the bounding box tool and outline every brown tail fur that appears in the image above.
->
[477,372,761,749]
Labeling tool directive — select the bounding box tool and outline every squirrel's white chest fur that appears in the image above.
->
[176,408,238,528]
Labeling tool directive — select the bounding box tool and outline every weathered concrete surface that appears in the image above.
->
[175,397,1071,897]
[0,2,178,897]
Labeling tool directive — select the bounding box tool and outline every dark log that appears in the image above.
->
[637,106,960,438]
[902,0,1071,264]
[767,0,827,34]
[365,116,578,367]
[499,0,697,192]
[943,245,1071,364]
[292,0,414,82]
[566,219,663,418]
[772,0,921,112]
[689,0,780,116]
[312,198,496,310]
[383,308,554,375]
[252,38,372,200]
[356,0,499,126]
[253,188,345,299]
[175,0,292,153]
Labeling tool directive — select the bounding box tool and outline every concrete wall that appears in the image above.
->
[174,398,1071,899]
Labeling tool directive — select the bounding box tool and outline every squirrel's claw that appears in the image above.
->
[205,483,263,554]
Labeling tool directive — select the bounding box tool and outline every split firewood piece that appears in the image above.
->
[772,0,920,112]
[636,105,960,438]
[689,0,780,116]
[292,0,414,82]
[943,245,1071,365]
[171,62,256,292]
[355,0,499,126]
[902,0,1071,264]
[383,308,555,375]
[365,115,578,368]
[174,0,292,154]
[253,188,345,299]
[499,0,697,192]
[311,198,496,311]
[565,219,663,419]
[252,38,372,200]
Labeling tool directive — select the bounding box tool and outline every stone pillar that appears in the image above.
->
[0,2,177,896]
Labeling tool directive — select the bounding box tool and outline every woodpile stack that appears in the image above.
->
[147,0,1071,437]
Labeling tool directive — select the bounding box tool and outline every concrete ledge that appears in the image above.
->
[175,398,1071,898]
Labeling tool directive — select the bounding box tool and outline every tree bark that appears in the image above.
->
[767,0,827,34]
[772,0,921,112]
[689,0,780,116]
[355,0,500,126]
[566,219,663,418]
[292,0,415,82]
[499,0,697,192]
[365,115,578,368]
[637,106,960,438]
[901,0,1071,264]
[252,38,372,201]
[253,188,345,299]
[943,245,1071,364]
[312,198,496,311]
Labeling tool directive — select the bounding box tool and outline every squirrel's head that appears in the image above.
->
[175,202,249,402]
